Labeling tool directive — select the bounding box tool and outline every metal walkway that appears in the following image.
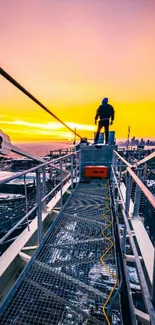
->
[0,180,121,325]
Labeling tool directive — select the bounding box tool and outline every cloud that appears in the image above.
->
[0,118,95,141]
[2,127,74,140]
[1,119,95,132]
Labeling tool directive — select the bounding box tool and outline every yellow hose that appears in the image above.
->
[86,180,118,325]
[100,181,118,324]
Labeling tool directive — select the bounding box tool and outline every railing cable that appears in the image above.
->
[0,67,82,139]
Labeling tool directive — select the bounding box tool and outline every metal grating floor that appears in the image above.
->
[0,180,121,325]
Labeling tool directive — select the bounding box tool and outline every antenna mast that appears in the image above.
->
[126,126,130,149]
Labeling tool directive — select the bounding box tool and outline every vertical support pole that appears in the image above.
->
[112,153,117,200]
[49,152,53,181]
[60,159,63,210]
[122,230,127,258]
[49,167,53,181]
[119,160,122,187]
[111,165,115,200]
[112,152,116,174]
[122,172,131,256]
[79,150,81,182]
[143,163,147,185]
[24,175,30,231]
[71,154,74,192]
[152,247,155,308]
[65,155,67,173]
[76,152,78,184]
[42,166,46,211]
[115,192,119,216]
[115,157,118,174]
[36,169,42,244]
[112,165,119,216]
[133,168,142,218]
[125,172,132,215]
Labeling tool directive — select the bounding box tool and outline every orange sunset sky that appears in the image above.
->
[0,0,155,142]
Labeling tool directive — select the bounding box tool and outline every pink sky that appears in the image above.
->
[0,0,155,141]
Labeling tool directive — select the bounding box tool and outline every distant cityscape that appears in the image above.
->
[118,137,155,147]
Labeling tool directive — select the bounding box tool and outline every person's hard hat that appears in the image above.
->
[102,97,108,104]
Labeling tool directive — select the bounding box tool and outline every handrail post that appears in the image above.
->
[79,150,81,182]
[76,152,78,184]
[24,175,30,231]
[111,163,115,199]
[42,166,46,211]
[112,151,116,173]
[119,160,123,187]
[133,168,142,218]
[115,156,118,174]
[125,172,132,215]
[122,172,132,256]
[60,159,63,209]
[152,248,155,308]
[49,166,53,181]
[36,169,43,244]
[71,154,74,192]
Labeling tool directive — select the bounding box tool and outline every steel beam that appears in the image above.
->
[125,254,143,262]
[134,308,150,325]
[19,252,31,263]
[21,246,38,251]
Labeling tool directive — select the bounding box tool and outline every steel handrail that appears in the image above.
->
[113,150,132,168]
[132,151,155,167]
[41,172,72,203]
[48,147,75,154]
[111,166,155,324]
[126,166,155,209]
[0,151,80,185]
[0,170,76,244]
[122,151,155,175]
[113,151,155,210]
[0,205,37,244]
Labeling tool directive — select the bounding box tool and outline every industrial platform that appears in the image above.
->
[0,179,121,325]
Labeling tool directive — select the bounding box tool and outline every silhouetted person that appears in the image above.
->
[94,97,115,144]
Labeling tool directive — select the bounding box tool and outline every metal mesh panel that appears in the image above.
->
[0,180,121,325]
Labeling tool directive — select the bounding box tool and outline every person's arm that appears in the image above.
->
[95,107,100,124]
[111,106,115,124]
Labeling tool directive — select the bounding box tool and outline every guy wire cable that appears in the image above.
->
[0,67,82,139]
